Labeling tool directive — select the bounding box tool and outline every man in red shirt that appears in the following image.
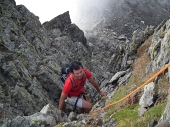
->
[59,61,107,113]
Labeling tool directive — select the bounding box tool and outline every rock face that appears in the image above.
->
[147,19,170,70]
[1,0,170,126]
[138,82,155,116]
[0,0,91,123]
[2,104,68,127]
[74,0,170,38]
[143,19,170,126]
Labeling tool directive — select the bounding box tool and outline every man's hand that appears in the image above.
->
[100,90,107,96]
[88,77,108,96]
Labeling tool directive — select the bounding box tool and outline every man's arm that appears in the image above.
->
[88,77,107,96]
[58,92,68,110]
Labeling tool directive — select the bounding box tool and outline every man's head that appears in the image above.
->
[70,61,84,79]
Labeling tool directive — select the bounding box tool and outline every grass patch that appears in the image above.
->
[110,102,166,127]
[144,103,166,118]
[104,85,128,118]
[133,103,166,127]
[111,104,139,127]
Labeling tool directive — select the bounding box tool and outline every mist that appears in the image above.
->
[15,0,116,31]
[72,0,170,37]
[71,0,112,30]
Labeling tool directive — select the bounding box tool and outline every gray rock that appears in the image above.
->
[139,82,155,108]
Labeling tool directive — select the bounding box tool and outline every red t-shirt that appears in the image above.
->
[62,68,92,96]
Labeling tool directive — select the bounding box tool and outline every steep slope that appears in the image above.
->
[0,0,92,123]
[1,0,170,127]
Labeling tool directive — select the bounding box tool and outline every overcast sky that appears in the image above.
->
[15,0,78,23]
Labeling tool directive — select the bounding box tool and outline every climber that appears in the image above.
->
[58,61,107,114]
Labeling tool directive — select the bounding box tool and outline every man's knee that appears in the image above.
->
[82,100,92,110]
[86,103,92,110]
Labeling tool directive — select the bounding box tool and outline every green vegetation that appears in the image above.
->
[108,103,166,127]
[144,103,166,118]
[111,104,139,127]
[104,85,130,118]
[103,36,168,127]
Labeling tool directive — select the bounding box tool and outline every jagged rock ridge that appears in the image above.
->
[0,0,170,127]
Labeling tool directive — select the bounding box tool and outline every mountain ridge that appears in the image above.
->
[1,0,170,126]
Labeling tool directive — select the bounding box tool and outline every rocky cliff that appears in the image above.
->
[1,0,170,127]
[74,0,170,38]
[0,0,92,121]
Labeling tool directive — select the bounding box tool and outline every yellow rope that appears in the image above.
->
[90,63,170,113]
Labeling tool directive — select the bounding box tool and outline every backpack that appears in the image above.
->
[60,63,72,84]
[60,63,87,89]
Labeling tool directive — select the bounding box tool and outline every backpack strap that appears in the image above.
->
[83,71,87,77]
[70,71,87,89]
[70,75,76,89]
